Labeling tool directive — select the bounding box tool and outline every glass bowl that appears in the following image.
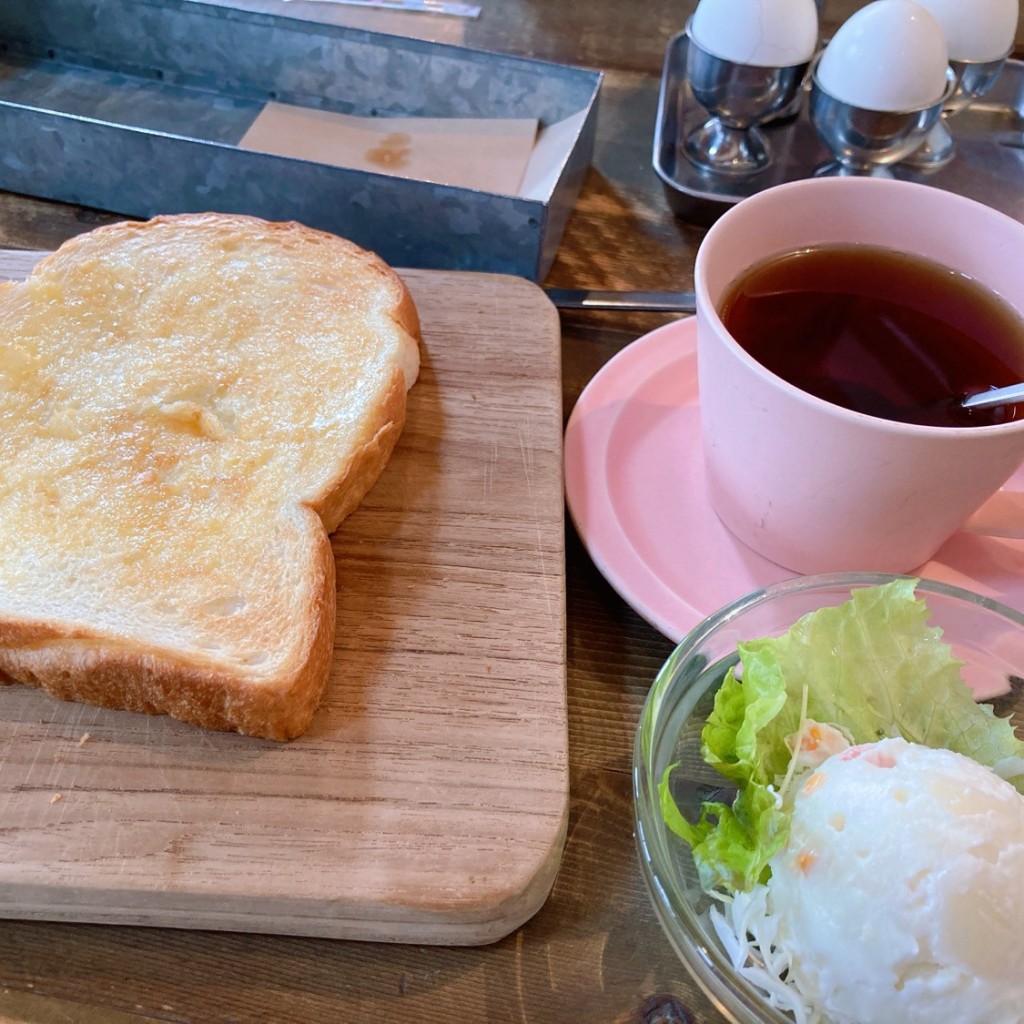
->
[632,572,1024,1024]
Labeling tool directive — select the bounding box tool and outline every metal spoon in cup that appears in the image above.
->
[962,382,1024,411]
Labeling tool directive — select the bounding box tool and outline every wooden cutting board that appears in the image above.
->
[0,250,567,945]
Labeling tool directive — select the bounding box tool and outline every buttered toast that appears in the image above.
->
[0,213,420,740]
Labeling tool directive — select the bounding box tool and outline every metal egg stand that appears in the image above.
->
[655,31,1024,227]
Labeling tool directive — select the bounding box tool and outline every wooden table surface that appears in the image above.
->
[0,2,1021,1022]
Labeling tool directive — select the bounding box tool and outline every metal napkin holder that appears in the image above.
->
[0,0,602,280]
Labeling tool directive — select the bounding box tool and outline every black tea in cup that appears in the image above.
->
[718,244,1024,428]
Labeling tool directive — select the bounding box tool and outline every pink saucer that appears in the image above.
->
[564,316,1024,644]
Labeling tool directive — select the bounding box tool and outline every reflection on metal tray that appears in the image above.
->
[654,31,1024,226]
[0,0,601,280]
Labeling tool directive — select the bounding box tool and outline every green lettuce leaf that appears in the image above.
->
[660,761,789,893]
[659,578,1024,894]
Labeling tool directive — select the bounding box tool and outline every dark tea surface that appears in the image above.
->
[719,245,1024,427]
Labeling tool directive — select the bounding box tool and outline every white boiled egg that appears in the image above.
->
[690,0,819,68]
[913,0,1019,62]
[817,0,950,111]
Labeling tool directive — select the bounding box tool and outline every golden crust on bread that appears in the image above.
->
[0,213,420,739]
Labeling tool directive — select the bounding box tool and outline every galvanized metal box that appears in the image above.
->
[0,0,602,279]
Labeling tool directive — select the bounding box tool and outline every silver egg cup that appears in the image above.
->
[683,31,811,177]
[903,51,1012,169]
[809,65,957,177]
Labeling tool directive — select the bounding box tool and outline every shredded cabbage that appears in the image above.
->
[709,884,825,1024]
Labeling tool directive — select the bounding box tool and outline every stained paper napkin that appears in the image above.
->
[239,103,539,195]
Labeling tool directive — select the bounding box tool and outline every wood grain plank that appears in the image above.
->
[0,255,568,945]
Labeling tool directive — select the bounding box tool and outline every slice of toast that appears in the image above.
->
[0,213,420,740]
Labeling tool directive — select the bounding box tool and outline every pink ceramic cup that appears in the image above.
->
[695,176,1024,575]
